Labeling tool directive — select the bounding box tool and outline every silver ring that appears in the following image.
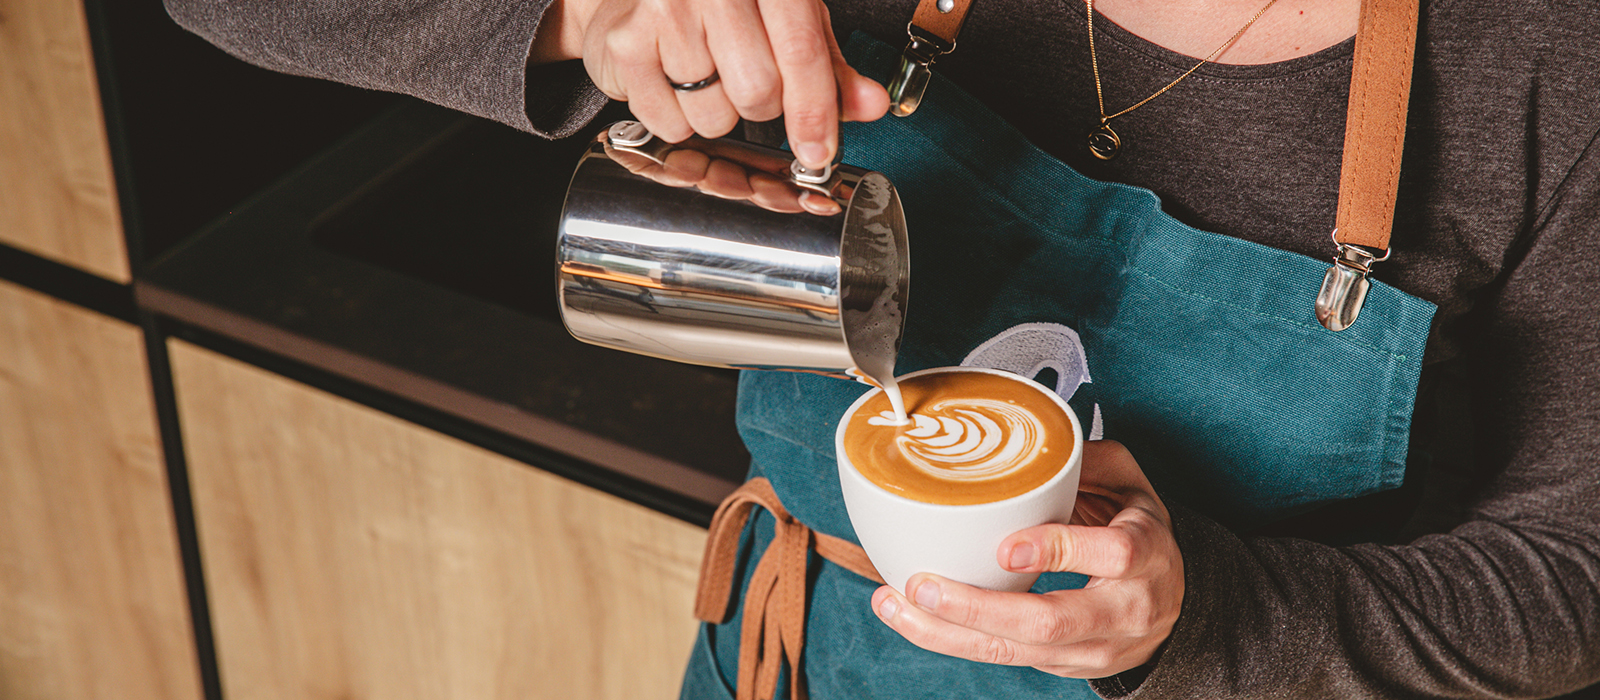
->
[670,71,720,92]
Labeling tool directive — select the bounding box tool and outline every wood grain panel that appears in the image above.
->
[0,0,128,281]
[169,340,709,700]
[0,279,202,700]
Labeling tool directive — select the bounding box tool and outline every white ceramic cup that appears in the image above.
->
[836,366,1084,595]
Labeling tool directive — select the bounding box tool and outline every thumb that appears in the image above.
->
[838,67,890,123]
[821,7,888,123]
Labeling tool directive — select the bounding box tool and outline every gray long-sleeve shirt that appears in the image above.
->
[165,0,1600,697]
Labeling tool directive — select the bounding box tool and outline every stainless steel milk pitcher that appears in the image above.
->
[557,121,910,389]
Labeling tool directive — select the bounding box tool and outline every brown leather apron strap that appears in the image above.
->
[911,0,976,46]
[815,531,881,581]
[1334,0,1420,252]
[694,478,884,700]
[1317,0,1419,331]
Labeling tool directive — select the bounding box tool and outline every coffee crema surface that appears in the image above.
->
[842,371,1074,506]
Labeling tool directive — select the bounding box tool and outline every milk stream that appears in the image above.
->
[880,374,910,425]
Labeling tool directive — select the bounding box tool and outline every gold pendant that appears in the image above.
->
[1088,122,1121,160]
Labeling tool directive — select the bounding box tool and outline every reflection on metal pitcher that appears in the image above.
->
[557,121,909,388]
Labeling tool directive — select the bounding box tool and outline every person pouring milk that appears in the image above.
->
[167,0,1600,697]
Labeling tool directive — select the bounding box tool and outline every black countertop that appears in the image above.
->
[135,98,749,525]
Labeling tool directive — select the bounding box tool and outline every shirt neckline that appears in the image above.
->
[1064,1,1357,82]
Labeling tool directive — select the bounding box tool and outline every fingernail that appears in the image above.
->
[1009,542,1037,570]
[914,581,940,610]
[878,595,900,621]
[796,142,829,168]
[800,192,841,215]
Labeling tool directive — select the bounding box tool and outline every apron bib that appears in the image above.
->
[681,34,1436,700]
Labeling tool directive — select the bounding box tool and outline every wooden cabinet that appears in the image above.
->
[0,279,202,700]
[168,340,708,700]
[4,6,709,695]
[0,0,129,281]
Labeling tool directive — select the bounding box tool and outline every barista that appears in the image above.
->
[166,0,1600,698]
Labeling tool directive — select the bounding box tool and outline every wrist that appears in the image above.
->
[529,0,587,65]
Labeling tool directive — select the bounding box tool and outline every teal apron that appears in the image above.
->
[680,34,1436,699]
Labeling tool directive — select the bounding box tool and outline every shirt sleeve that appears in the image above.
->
[162,0,609,138]
[1090,129,1600,699]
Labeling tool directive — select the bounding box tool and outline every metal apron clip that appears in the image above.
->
[888,0,974,117]
[888,22,954,117]
[1315,230,1390,332]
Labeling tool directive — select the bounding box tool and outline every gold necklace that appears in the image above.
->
[1086,0,1282,160]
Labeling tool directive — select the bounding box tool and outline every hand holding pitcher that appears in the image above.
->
[530,0,890,167]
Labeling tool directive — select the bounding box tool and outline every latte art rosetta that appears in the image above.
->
[866,399,1048,483]
[844,370,1076,506]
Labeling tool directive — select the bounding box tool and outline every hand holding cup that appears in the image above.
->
[870,440,1186,679]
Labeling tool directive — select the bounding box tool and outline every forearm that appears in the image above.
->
[1091,504,1600,699]
[164,0,607,137]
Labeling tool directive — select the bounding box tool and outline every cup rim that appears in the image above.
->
[835,366,1085,511]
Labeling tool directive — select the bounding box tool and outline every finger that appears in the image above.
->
[839,69,891,123]
[1058,441,1160,530]
[608,147,667,177]
[661,20,741,137]
[999,507,1169,579]
[676,82,743,138]
[821,15,889,123]
[657,6,715,89]
[704,0,783,122]
[1079,440,1158,493]
[736,157,837,214]
[799,191,841,215]
[621,50,695,142]
[757,0,838,167]
[746,171,807,213]
[899,574,1120,646]
[1013,440,1169,568]
[698,157,757,199]
[582,6,633,101]
[1070,490,1125,528]
[586,50,627,102]
[871,585,1113,670]
[657,148,714,187]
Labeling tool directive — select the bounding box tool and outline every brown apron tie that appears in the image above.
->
[694,478,884,700]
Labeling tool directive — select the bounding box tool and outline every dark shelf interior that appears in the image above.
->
[90,0,400,269]
[102,2,749,513]
[311,102,633,323]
